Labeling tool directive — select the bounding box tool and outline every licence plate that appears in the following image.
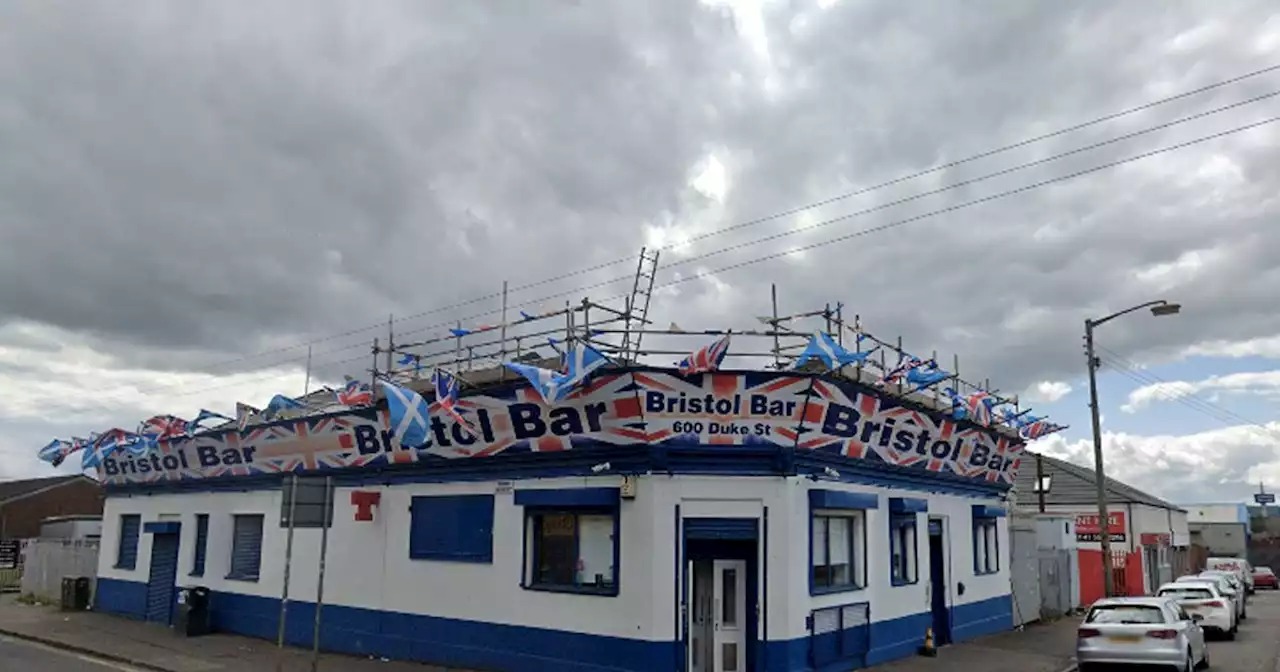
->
[1106,635,1142,643]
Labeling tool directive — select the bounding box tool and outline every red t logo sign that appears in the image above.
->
[350,490,380,521]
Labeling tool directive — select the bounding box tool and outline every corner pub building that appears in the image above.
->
[93,357,1023,671]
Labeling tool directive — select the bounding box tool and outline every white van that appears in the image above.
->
[1206,557,1254,594]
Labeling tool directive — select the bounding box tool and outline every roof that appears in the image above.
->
[1014,453,1183,511]
[0,475,97,505]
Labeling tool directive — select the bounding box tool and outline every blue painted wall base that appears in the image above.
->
[94,578,1011,671]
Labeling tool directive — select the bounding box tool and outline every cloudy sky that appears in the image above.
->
[2,0,1278,503]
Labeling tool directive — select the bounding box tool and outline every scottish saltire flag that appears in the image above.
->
[792,332,874,370]
[433,369,477,437]
[1021,419,1068,440]
[235,402,259,431]
[904,360,951,393]
[84,429,140,467]
[504,343,610,404]
[262,394,305,421]
[876,353,927,387]
[380,379,432,449]
[336,376,374,406]
[677,334,731,375]
[38,439,72,467]
[187,409,233,436]
[943,388,968,420]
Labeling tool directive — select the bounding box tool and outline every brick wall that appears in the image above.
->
[0,479,104,539]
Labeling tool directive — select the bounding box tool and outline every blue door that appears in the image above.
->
[145,533,180,624]
[928,522,952,646]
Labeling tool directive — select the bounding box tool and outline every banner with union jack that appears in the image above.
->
[97,368,1024,487]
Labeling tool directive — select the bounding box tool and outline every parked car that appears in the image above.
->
[1207,556,1254,594]
[1157,580,1236,639]
[1199,570,1248,620]
[1177,573,1244,621]
[1252,566,1278,590]
[1076,597,1209,672]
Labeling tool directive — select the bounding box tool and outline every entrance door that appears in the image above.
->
[928,522,952,646]
[145,533,180,625]
[712,559,746,672]
[688,560,713,672]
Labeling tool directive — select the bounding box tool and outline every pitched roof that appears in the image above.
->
[1014,453,1183,511]
[0,475,96,505]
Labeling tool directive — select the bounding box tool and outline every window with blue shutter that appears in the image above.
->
[115,514,141,570]
[227,514,264,581]
[191,514,209,577]
[409,495,494,563]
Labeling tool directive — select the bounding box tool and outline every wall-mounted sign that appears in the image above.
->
[98,371,1024,487]
[1139,532,1171,547]
[1075,512,1126,543]
[1255,492,1275,505]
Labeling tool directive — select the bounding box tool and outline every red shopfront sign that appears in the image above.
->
[1140,533,1171,547]
[1075,512,1126,543]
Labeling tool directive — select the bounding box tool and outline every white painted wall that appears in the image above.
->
[1184,505,1243,525]
[98,474,1010,645]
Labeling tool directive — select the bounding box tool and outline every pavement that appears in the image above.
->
[0,591,1275,672]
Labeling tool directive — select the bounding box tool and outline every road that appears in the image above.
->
[0,634,141,671]
[1203,589,1280,672]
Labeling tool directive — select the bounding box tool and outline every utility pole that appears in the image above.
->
[1085,318,1114,597]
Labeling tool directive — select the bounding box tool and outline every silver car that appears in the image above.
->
[1077,597,1208,672]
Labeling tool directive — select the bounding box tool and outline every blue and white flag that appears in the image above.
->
[904,360,951,393]
[504,343,610,404]
[188,409,234,436]
[261,394,305,421]
[38,439,72,466]
[792,332,874,370]
[380,379,432,449]
[83,429,139,468]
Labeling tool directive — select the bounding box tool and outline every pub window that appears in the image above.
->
[974,516,1000,575]
[525,509,618,595]
[811,510,867,593]
[889,514,919,586]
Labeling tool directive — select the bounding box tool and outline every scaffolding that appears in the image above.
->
[359,248,1030,437]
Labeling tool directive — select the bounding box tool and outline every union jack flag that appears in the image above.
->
[964,390,995,426]
[876,353,927,387]
[140,415,190,440]
[677,334,731,375]
[432,369,477,438]
[1020,419,1067,441]
[337,377,374,406]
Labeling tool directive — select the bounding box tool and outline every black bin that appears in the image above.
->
[59,576,90,611]
[174,586,211,636]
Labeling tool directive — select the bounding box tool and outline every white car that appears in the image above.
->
[1177,573,1244,621]
[1207,557,1254,594]
[1199,571,1248,620]
[1076,597,1209,672]
[1158,580,1236,639]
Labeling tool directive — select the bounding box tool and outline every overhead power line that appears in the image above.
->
[124,115,1280,405]
[147,63,1280,377]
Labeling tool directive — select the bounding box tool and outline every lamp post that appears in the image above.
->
[1085,300,1181,597]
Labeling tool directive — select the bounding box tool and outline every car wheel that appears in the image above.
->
[1224,626,1236,641]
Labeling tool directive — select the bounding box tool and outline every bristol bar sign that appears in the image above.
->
[1075,512,1126,543]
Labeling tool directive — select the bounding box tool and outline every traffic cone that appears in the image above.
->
[919,627,938,657]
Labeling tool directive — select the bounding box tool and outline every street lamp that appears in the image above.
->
[1085,300,1181,597]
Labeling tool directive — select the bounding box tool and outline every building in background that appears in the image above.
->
[0,475,104,540]
[1183,503,1249,558]
[38,515,103,542]
[1013,453,1189,595]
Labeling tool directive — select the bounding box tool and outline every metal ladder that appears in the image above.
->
[620,247,660,362]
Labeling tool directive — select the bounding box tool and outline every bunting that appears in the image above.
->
[37,439,72,467]
[336,376,374,407]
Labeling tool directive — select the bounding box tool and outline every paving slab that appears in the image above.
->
[868,616,1080,672]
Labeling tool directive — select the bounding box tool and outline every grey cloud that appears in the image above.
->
[0,1,1278,454]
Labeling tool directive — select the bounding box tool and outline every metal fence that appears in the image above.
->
[808,601,870,669]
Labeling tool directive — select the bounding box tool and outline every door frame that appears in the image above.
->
[679,516,763,672]
[927,516,953,646]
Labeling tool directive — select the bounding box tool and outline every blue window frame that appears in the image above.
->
[889,514,919,586]
[227,514,264,581]
[808,489,877,596]
[115,514,141,570]
[973,512,1001,575]
[190,514,209,577]
[516,488,621,596]
[409,494,495,563]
